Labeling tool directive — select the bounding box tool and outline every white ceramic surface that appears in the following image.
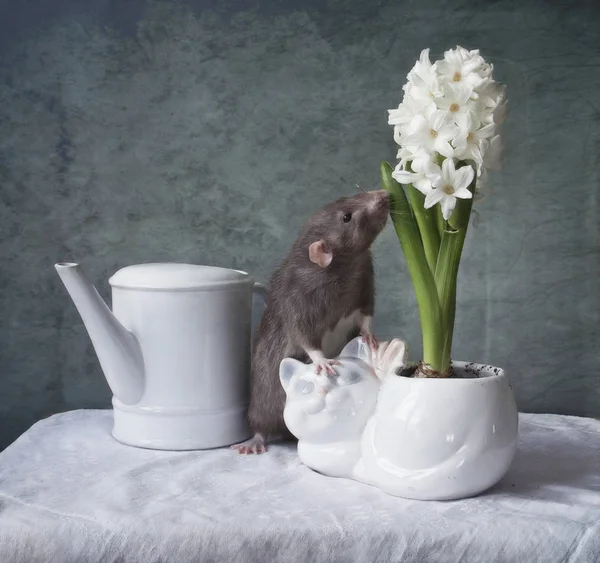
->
[55,262,267,450]
[280,337,519,501]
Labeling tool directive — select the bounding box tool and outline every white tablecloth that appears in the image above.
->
[0,410,599,563]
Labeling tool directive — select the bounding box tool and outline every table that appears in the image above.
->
[0,410,599,562]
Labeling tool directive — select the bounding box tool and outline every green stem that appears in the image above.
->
[434,230,466,372]
[434,165,477,372]
[405,185,440,274]
[434,206,446,239]
[441,288,456,369]
[381,161,444,371]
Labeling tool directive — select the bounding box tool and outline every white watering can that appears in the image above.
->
[55,262,267,450]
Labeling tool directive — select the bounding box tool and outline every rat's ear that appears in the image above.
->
[279,358,304,392]
[308,240,333,268]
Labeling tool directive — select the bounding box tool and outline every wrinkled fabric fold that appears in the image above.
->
[0,410,599,563]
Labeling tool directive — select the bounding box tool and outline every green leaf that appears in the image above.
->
[405,184,440,274]
[434,206,446,239]
[381,161,444,371]
[434,229,466,372]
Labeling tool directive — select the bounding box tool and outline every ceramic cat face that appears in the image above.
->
[279,338,383,442]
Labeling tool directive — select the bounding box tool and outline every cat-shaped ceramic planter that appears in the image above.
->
[280,337,519,501]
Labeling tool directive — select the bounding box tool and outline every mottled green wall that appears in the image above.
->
[1,0,598,450]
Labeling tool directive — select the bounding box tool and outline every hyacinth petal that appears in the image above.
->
[455,112,468,131]
[410,157,427,173]
[472,148,484,169]
[435,139,455,158]
[407,145,430,159]
[453,187,474,199]
[440,196,457,220]
[388,107,406,125]
[460,144,482,166]
[424,189,445,209]
[406,114,428,135]
[465,74,486,90]
[393,126,403,146]
[423,161,443,187]
[411,73,426,89]
[443,49,460,65]
[476,122,496,140]
[441,157,456,182]
[439,124,461,140]
[396,146,413,162]
[480,111,494,126]
[392,169,419,183]
[453,145,466,160]
[462,59,483,75]
[413,178,434,195]
[455,111,475,135]
[431,110,449,132]
[456,85,473,105]
[454,165,475,191]
[423,159,442,174]
[429,172,444,189]
[425,163,445,188]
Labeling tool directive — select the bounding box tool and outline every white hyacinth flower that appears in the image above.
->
[387,45,505,221]
[435,83,477,125]
[403,48,443,101]
[388,103,416,128]
[436,46,490,91]
[423,158,474,220]
[477,81,507,125]
[402,109,459,158]
[388,92,434,128]
[454,112,496,175]
[392,156,440,196]
[395,146,414,165]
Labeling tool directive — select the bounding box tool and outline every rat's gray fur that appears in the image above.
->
[246,190,389,443]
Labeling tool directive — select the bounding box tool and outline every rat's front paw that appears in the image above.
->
[314,359,341,376]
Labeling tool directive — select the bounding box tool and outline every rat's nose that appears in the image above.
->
[368,189,389,211]
[368,189,388,201]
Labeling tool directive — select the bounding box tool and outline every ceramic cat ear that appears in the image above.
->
[339,336,372,363]
[377,339,408,376]
[279,357,305,392]
[308,240,333,268]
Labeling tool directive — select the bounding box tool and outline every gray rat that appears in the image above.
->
[232,189,389,454]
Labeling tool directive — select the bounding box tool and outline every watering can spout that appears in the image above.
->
[55,262,144,405]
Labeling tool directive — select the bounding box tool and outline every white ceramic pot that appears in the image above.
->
[280,337,519,501]
[56,262,267,450]
[360,362,519,500]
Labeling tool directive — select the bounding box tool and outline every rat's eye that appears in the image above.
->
[342,212,352,223]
